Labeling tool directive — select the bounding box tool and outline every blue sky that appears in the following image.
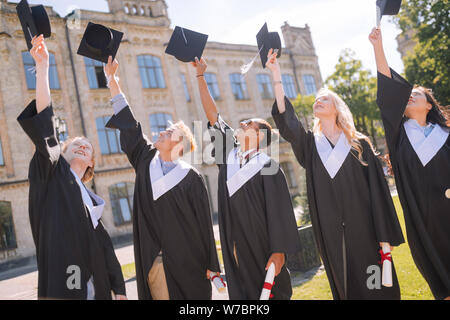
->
[9,0,404,80]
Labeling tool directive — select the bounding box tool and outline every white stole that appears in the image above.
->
[226,147,271,197]
[314,132,351,179]
[70,168,105,229]
[149,152,192,201]
[404,119,449,166]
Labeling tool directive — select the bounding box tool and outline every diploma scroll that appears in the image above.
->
[209,272,226,293]
[380,243,392,287]
[260,262,275,300]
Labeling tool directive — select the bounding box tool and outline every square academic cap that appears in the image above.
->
[256,23,282,68]
[376,0,402,25]
[165,26,208,63]
[16,0,51,50]
[77,22,123,64]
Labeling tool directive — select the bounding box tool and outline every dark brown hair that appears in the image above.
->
[254,118,273,149]
[415,85,450,128]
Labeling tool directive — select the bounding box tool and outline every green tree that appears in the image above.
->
[325,49,382,146]
[291,94,316,130]
[393,0,449,103]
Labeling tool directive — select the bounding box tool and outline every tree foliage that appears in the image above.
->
[393,0,449,104]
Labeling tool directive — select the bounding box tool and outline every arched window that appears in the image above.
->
[124,5,129,14]
[149,113,173,141]
[137,55,166,89]
[302,74,317,95]
[22,51,60,90]
[84,57,107,89]
[229,73,249,100]
[109,182,134,226]
[204,73,220,100]
[256,74,274,99]
[0,201,17,251]
[180,74,190,102]
[96,116,122,155]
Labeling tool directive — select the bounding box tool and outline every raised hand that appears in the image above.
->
[104,55,119,80]
[369,27,383,48]
[30,34,49,69]
[265,48,280,75]
[191,57,207,76]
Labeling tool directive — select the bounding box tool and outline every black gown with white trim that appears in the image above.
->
[208,115,301,300]
[376,69,450,299]
[106,106,220,300]
[272,97,405,300]
[17,100,125,300]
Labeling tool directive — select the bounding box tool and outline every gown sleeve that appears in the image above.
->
[190,174,221,273]
[363,141,405,246]
[263,162,301,254]
[105,106,156,170]
[207,114,238,168]
[17,100,61,181]
[376,68,413,152]
[96,221,127,296]
[271,96,310,168]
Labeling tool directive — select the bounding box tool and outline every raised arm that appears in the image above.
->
[192,58,218,126]
[266,49,286,113]
[104,57,155,169]
[31,35,51,113]
[369,27,391,78]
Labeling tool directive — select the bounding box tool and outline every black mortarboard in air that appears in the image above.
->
[16,0,51,50]
[376,0,402,25]
[256,23,282,68]
[165,26,208,62]
[77,22,124,63]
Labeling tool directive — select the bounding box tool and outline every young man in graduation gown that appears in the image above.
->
[266,49,405,300]
[370,28,450,300]
[17,35,126,300]
[103,57,220,300]
[192,57,300,300]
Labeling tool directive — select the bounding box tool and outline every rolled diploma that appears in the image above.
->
[210,272,226,293]
[381,243,392,287]
[260,263,275,300]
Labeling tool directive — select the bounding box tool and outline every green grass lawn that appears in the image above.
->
[292,196,434,300]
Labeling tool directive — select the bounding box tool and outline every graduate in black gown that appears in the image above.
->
[192,57,300,300]
[17,35,126,300]
[103,57,220,300]
[266,49,405,300]
[369,28,450,300]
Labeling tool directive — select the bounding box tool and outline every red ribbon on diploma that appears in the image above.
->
[378,249,392,265]
[263,281,275,299]
[211,275,226,287]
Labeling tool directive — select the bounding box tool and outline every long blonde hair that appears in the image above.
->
[313,88,376,165]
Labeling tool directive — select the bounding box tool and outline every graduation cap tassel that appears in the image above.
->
[180,27,188,46]
[376,2,382,27]
[240,44,264,76]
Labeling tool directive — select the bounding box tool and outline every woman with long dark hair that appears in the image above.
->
[369,27,450,300]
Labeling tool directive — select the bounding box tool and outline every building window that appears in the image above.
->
[0,139,4,166]
[22,51,60,90]
[303,74,317,95]
[281,162,298,188]
[149,113,173,141]
[96,116,122,155]
[230,73,249,100]
[181,74,190,102]
[84,57,107,89]
[256,74,274,99]
[0,201,17,251]
[205,73,221,100]
[137,55,166,89]
[109,183,134,226]
[282,74,297,99]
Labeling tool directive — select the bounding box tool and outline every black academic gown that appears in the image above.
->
[272,97,405,300]
[17,100,126,300]
[376,69,450,300]
[208,115,301,300]
[106,106,220,300]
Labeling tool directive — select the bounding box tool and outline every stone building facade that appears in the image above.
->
[0,0,323,265]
